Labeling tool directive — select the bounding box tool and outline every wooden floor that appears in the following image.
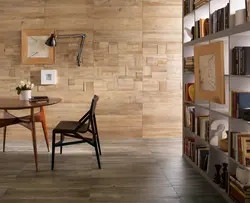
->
[0,137,227,203]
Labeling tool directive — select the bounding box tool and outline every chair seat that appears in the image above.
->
[53,121,88,133]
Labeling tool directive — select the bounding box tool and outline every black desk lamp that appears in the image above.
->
[45,33,86,66]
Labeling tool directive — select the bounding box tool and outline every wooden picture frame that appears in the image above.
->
[21,29,55,65]
[194,41,225,104]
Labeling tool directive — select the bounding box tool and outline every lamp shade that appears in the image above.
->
[45,34,57,47]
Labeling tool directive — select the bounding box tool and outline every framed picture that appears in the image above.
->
[194,41,225,104]
[21,29,55,65]
[41,70,57,85]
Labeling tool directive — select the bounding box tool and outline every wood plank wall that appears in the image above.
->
[0,0,182,141]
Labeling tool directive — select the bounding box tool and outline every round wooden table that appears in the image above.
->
[0,97,61,171]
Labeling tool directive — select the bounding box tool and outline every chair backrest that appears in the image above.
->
[75,95,99,132]
[89,95,99,117]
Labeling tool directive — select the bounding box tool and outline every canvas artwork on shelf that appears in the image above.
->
[194,41,225,104]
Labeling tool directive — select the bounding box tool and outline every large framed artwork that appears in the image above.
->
[194,41,225,104]
[21,29,55,65]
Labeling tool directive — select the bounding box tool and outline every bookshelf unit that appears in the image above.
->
[183,0,250,202]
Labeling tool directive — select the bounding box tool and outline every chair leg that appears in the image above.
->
[96,134,101,156]
[3,126,7,152]
[94,114,101,155]
[60,133,63,154]
[94,139,101,169]
[51,131,56,170]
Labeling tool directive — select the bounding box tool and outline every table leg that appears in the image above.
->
[31,108,38,172]
[3,126,6,152]
[40,107,50,152]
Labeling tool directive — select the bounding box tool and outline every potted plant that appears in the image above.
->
[16,80,34,100]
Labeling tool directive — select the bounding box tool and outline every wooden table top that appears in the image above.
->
[0,97,61,110]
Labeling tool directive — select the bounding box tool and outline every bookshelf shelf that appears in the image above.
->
[209,145,228,156]
[183,155,234,203]
[183,0,250,202]
[184,23,250,47]
[229,157,250,170]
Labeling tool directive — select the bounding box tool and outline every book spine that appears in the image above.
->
[242,48,246,75]
[236,48,240,75]
[239,48,243,75]
[232,48,236,75]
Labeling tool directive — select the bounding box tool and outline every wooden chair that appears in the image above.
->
[2,107,50,152]
[51,95,101,170]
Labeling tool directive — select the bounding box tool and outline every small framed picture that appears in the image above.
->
[41,70,57,85]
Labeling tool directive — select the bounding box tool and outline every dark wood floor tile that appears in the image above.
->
[91,166,165,178]
[91,177,171,188]
[90,186,179,202]
[180,195,228,203]
[173,185,218,196]
[91,197,182,203]
[2,188,90,199]
[0,138,229,203]
[0,199,90,203]
[168,178,209,186]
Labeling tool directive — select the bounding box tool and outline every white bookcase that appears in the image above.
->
[182,0,250,202]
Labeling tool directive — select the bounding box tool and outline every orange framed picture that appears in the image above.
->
[194,41,225,104]
[21,29,55,65]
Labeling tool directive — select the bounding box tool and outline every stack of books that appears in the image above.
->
[231,92,250,119]
[192,18,209,40]
[194,0,208,9]
[229,175,250,203]
[211,3,229,34]
[184,137,195,158]
[184,56,194,72]
[195,145,209,171]
[232,47,250,75]
[195,115,210,142]
[184,104,195,132]
[184,0,194,16]
[231,132,250,167]
[29,96,49,103]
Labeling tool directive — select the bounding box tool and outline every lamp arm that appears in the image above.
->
[57,33,86,66]
[76,36,85,66]
[57,33,86,39]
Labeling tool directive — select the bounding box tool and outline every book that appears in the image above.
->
[29,96,49,102]
[232,47,250,75]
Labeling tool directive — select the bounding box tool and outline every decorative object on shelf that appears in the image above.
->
[235,9,246,26]
[188,84,195,101]
[213,164,222,184]
[184,83,195,102]
[247,0,250,22]
[41,70,57,85]
[220,163,228,190]
[219,138,228,152]
[184,27,193,42]
[194,41,225,104]
[210,119,228,149]
[236,167,250,185]
[16,80,34,100]
[21,29,55,65]
[45,32,86,66]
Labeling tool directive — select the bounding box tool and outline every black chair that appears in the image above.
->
[51,95,101,170]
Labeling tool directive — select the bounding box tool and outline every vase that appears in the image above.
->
[19,90,31,100]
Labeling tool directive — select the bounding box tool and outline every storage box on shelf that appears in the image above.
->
[183,0,250,202]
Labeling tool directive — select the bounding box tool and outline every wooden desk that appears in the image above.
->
[0,98,61,171]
